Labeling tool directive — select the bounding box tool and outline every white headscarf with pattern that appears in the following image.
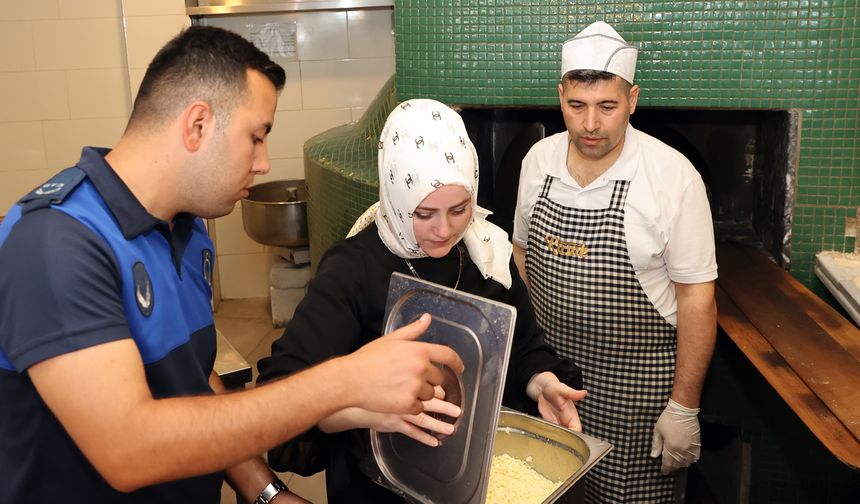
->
[348,98,512,289]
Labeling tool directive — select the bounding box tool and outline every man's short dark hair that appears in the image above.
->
[128,25,286,131]
[562,69,631,92]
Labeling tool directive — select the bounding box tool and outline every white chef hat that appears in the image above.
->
[561,21,638,84]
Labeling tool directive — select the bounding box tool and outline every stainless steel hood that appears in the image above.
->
[186,0,393,16]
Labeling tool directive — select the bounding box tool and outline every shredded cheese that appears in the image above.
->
[486,453,562,504]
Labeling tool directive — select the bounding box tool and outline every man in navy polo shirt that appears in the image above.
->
[0,26,462,504]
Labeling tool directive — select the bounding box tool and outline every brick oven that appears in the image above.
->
[303,2,860,501]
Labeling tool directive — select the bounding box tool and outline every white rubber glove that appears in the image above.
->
[650,398,701,475]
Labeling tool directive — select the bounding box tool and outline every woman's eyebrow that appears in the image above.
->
[415,197,472,212]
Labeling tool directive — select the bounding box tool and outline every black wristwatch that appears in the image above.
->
[254,477,288,504]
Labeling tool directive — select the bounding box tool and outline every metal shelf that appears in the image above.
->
[186,0,393,16]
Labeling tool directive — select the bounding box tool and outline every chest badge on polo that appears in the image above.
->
[132,262,154,317]
[202,249,213,288]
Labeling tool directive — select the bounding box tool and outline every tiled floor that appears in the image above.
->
[215,297,328,504]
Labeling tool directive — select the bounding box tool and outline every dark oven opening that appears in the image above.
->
[461,107,799,267]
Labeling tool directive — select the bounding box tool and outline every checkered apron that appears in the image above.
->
[526,176,676,503]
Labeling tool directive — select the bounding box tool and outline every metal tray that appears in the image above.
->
[493,408,613,503]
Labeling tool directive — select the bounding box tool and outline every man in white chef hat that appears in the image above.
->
[512,20,718,503]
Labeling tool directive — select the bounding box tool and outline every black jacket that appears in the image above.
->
[257,223,582,503]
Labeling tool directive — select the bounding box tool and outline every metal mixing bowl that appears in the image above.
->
[240,179,308,248]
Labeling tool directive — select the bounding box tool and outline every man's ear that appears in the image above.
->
[182,101,214,152]
[628,84,640,115]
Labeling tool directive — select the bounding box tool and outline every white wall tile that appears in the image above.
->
[42,117,126,167]
[300,58,394,109]
[123,15,190,69]
[0,1,59,21]
[127,67,146,103]
[121,0,185,17]
[277,61,302,111]
[259,157,305,182]
[2,5,393,297]
[0,71,69,122]
[58,0,121,19]
[296,11,348,61]
[0,22,36,71]
[268,108,352,159]
[33,19,126,70]
[0,122,47,172]
[212,204,265,256]
[218,252,272,299]
[0,168,56,212]
[66,68,131,118]
[347,9,394,59]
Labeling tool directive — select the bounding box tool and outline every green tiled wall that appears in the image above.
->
[394,0,860,289]
[304,76,397,271]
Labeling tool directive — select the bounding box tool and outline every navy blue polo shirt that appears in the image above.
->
[0,147,222,503]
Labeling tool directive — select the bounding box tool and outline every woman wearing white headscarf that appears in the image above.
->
[258,99,585,504]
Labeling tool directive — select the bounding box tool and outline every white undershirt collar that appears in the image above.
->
[544,124,640,191]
